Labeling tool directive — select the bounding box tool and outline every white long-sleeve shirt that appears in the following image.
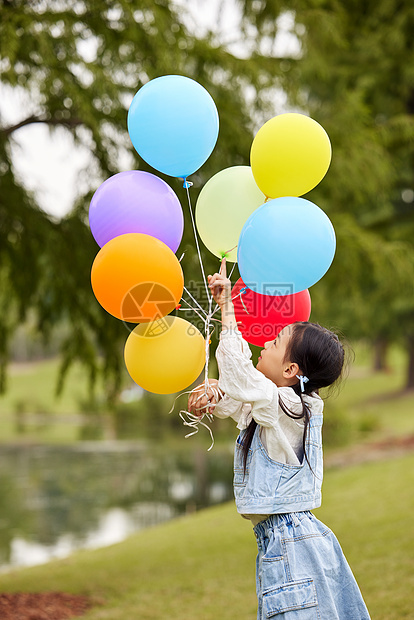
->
[213,329,323,465]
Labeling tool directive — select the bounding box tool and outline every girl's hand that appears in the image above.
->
[208,258,232,308]
[188,379,222,416]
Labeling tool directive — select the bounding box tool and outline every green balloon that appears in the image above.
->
[195,166,266,262]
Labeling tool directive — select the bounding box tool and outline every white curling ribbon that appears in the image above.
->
[179,410,215,451]
[169,383,224,451]
[296,374,309,393]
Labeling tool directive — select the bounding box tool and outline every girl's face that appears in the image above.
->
[256,326,299,386]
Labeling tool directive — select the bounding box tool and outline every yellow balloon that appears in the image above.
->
[124,316,205,394]
[195,166,266,262]
[250,113,332,198]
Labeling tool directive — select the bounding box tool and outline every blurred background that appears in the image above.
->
[0,0,413,611]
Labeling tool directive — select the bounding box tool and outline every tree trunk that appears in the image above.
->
[373,337,389,372]
[406,333,414,390]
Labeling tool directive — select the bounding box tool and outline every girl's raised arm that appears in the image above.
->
[208,258,238,332]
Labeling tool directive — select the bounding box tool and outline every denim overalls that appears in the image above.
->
[234,414,371,619]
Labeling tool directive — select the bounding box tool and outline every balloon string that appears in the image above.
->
[183,285,208,317]
[177,185,241,449]
[177,306,221,324]
[179,297,208,324]
[203,295,213,388]
[177,307,221,322]
[168,383,224,451]
[237,287,250,315]
[228,261,237,280]
[183,181,211,302]
[240,294,250,314]
[179,411,215,451]
[173,259,238,450]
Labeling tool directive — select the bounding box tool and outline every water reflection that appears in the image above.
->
[0,442,234,571]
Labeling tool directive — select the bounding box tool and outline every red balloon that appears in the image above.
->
[232,278,311,347]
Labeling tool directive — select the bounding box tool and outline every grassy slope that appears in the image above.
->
[1,359,95,414]
[337,343,413,437]
[0,344,413,618]
[0,452,412,619]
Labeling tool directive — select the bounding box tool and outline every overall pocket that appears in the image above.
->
[263,579,319,619]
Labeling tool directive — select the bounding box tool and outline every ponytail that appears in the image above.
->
[241,322,346,474]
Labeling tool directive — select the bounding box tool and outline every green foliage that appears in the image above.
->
[2,0,414,396]
[0,0,265,399]
[240,0,414,382]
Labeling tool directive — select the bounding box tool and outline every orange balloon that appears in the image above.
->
[91,233,184,322]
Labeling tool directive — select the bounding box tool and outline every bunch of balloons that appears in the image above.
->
[89,72,336,401]
[89,75,219,394]
[195,112,335,346]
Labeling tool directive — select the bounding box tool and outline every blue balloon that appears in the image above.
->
[237,197,336,296]
[127,75,219,178]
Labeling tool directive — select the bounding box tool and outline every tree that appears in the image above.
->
[239,0,414,386]
[0,0,272,398]
[2,0,414,400]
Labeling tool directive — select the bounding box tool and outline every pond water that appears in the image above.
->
[0,442,234,572]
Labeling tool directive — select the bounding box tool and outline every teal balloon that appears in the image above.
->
[237,197,336,296]
[127,75,219,178]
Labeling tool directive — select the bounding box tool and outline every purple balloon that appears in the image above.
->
[89,170,184,252]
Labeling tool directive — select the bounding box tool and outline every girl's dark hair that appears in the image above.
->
[242,322,348,473]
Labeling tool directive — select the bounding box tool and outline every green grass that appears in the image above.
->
[0,359,129,443]
[316,454,414,619]
[1,358,109,415]
[0,452,412,619]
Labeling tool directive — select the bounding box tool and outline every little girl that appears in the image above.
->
[188,260,371,620]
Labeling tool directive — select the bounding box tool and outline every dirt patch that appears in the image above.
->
[363,386,414,405]
[0,592,93,620]
[373,434,414,450]
[326,434,414,468]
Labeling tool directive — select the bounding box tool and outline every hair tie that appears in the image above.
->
[296,374,309,393]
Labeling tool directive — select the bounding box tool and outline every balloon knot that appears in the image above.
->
[182,179,193,189]
[176,304,181,309]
